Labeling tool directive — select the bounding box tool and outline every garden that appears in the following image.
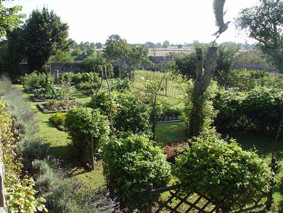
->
[1,64,282,212]
[0,0,282,212]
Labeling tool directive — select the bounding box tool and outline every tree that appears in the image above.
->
[104,34,151,78]
[162,40,170,48]
[236,0,283,73]
[2,28,25,77]
[95,42,103,49]
[0,0,25,38]
[23,7,69,72]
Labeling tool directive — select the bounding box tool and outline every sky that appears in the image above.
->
[5,0,260,44]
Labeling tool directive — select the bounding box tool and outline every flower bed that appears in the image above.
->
[163,140,189,163]
[37,100,82,114]
[49,112,68,131]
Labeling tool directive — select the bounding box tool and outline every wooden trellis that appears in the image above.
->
[147,183,271,213]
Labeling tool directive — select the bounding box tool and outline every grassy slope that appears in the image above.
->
[14,84,282,210]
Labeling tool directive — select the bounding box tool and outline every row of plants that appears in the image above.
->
[217,69,283,89]
[60,71,101,90]
[213,86,283,135]
[0,78,47,212]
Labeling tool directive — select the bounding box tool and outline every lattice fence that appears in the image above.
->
[147,183,271,213]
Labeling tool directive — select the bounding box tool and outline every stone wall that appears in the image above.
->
[50,62,84,74]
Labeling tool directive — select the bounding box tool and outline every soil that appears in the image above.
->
[37,100,82,114]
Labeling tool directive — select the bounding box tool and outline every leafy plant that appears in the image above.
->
[64,107,110,165]
[49,112,66,126]
[103,133,171,211]
[114,92,150,135]
[173,134,270,212]
[0,100,47,212]
[23,71,51,90]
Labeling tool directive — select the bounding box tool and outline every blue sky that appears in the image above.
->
[6,0,259,44]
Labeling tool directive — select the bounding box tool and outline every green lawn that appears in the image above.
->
[14,84,283,210]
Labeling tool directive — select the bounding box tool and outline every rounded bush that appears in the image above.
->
[103,134,171,210]
[64,107,110,164]
[173,135,270,212]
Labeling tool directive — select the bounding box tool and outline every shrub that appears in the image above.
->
[213,86,283,135]
[103,133,171,210]
[32,159,121,213]
[111,79,131,92]
[64,107,110,165]
[114,92,150,135]
[61,71,100,86]
[87,91,113,116]
[213,88,246,131]
[23,71,51,90]
[173,134,270,212]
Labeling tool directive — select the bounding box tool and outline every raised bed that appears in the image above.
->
[31,96,75,102]
[37,101,82,114]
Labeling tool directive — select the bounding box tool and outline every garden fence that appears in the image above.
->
[146,183,272,213]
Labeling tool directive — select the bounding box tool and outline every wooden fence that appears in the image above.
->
[147,183,271,213]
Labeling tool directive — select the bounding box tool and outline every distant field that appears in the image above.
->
[148,46,192,56]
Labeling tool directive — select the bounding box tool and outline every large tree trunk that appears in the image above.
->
[188,47,218,137]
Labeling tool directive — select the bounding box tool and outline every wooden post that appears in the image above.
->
[55,70,60,84]
[90,135,95,171]
[148,183,153,213]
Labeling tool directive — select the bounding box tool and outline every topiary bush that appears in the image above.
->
[64,107,110,165]
[173,134,270,212]
[102,133,171,211]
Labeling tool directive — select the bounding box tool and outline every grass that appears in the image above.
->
[13,82,283,211]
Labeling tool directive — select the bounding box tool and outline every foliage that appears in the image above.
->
[22,7,69,72]
[60,71,100,86]
[183,80,218,136]
[114,92,150,135]
[1,28,25,79]
[87,91,113,117]
[213,88,245,131]
[102,133,171,210]
[70,41,96,61]
[173,134,270,212]
[236,0,283,72]
[0,0,25,37]
[49,112,66,126]
[49,49,74,63]
[214,69,283,89]
[82,53,113,73]
[213,86,283,135]
[23,71,51,90]
[173,52,196,79]
[111,79,131,92]
[104,34,151,75]
[64,107,110,164]
[0,100,47,212]
[33,87,62,100]
[32,159,121,213]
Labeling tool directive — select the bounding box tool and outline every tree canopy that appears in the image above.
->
[236,0,283,72]
[104,34,151,73]
[23,7,69,72]
[0,0,25,37]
